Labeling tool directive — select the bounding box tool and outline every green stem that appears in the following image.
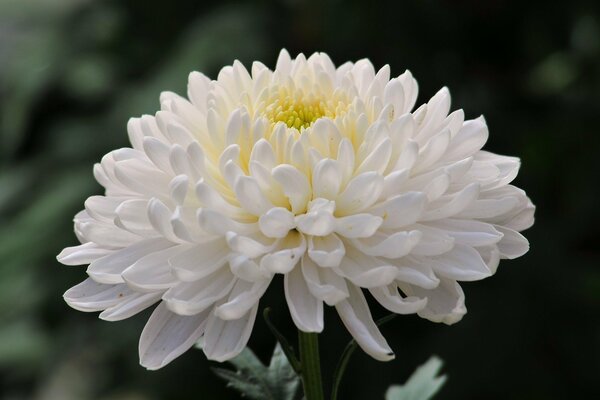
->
[263,308,301,373]
[330,314,397,400]
[298,331,324,400]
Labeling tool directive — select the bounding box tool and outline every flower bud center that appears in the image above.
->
[266,96,332,130]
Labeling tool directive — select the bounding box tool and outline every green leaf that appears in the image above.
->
[212,343,301,400]
[385,356,447,400]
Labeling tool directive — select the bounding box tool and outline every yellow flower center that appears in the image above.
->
[265,97,333,130]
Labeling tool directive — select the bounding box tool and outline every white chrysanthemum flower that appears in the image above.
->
[58,50,534,369]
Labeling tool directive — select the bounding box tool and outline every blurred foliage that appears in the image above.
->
[211,343,301,400]
[0,0,599,399]
[385,356,446,400]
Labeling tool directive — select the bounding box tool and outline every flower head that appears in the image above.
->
[58,50,534,369]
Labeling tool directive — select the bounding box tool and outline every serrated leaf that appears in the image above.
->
[212,343,301,400]
[385,356,447,400]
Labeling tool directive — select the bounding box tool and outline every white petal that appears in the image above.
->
[335,285,394,361]
[187,71,210,112]
[122,246,184,291]
[64,279,131,312]
[203,304,258,362]
[87,239,173,284]
[214,279,270,320]
[147,198,180,243]
[412,129,450,174]
[428,244,491,281]
[100,292,162,321]
[272,164,311,214]
[226,232,278,258]
[77,220,141,248]
[369,285,427,314]
[260,231,306,274]
[229,255,269,282]
[197,209,258,236]
[169,175,189,205]
[370,192,426,229]
[425,219,503,247]
[143,137,173,173]
[285,265,324,332]
[250,139,277,169]
[355,137,392,175]
[336,172,383,214]
[234,176,273,216]
[296,208,336,236]
[114,159,171,199]
[258,207,296,238]
[57,242,112,266]
[334,214,383,238]
[84,196,121,222]
[410,224,455,256]
[163,269,236,315]
[312,159,342,199]
[169,239,229,282]
[495,226,530,259]
[336,246,397,288]
[308,234,345,267]
[503,199,535,231]
[114,199,154,236]
[336,138,355,185]
[422,183,480,221]
[402,278,466,325]
[352,230,421,258]
[456,196,519,219]
[386,256,441,289]
[443,116,488,161]
[301,256,349,305]
[381,169,409,199]
[139,302,209,370]
[195,180,246,218]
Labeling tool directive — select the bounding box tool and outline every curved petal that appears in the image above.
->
[169,239,229,282]
[428,244,491,281]
[57,242,112,266]
[301,256,349,305]
[285,265,324,332]
[258,207,296,238]
[87,239,173,284]
[122,245,184,291]
[334,284,394,361]
[335,246,397,288]
[139,302,210,370]
[351,230,421,259]
[100,292,162,321]
[401,278,466,325]
[259,231,306,274]
[272,164,311,214]
[308,234,345,267]
[214,279,270,320]
[495,226,530,259]
[369,285,427,315]
[163,268,236,315]
[334,214,383,238]
[336,171,383,214]
[203,304,258,362]
[64,279,132,312]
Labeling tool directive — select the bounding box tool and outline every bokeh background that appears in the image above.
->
[1,0,599,399]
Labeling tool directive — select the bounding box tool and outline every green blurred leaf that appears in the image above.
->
[212,343,301,400]
[528,52,578,95]
[0,319,49,367]
[385,356,447,400]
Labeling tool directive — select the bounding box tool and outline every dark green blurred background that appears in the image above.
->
[1,0,599,399]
